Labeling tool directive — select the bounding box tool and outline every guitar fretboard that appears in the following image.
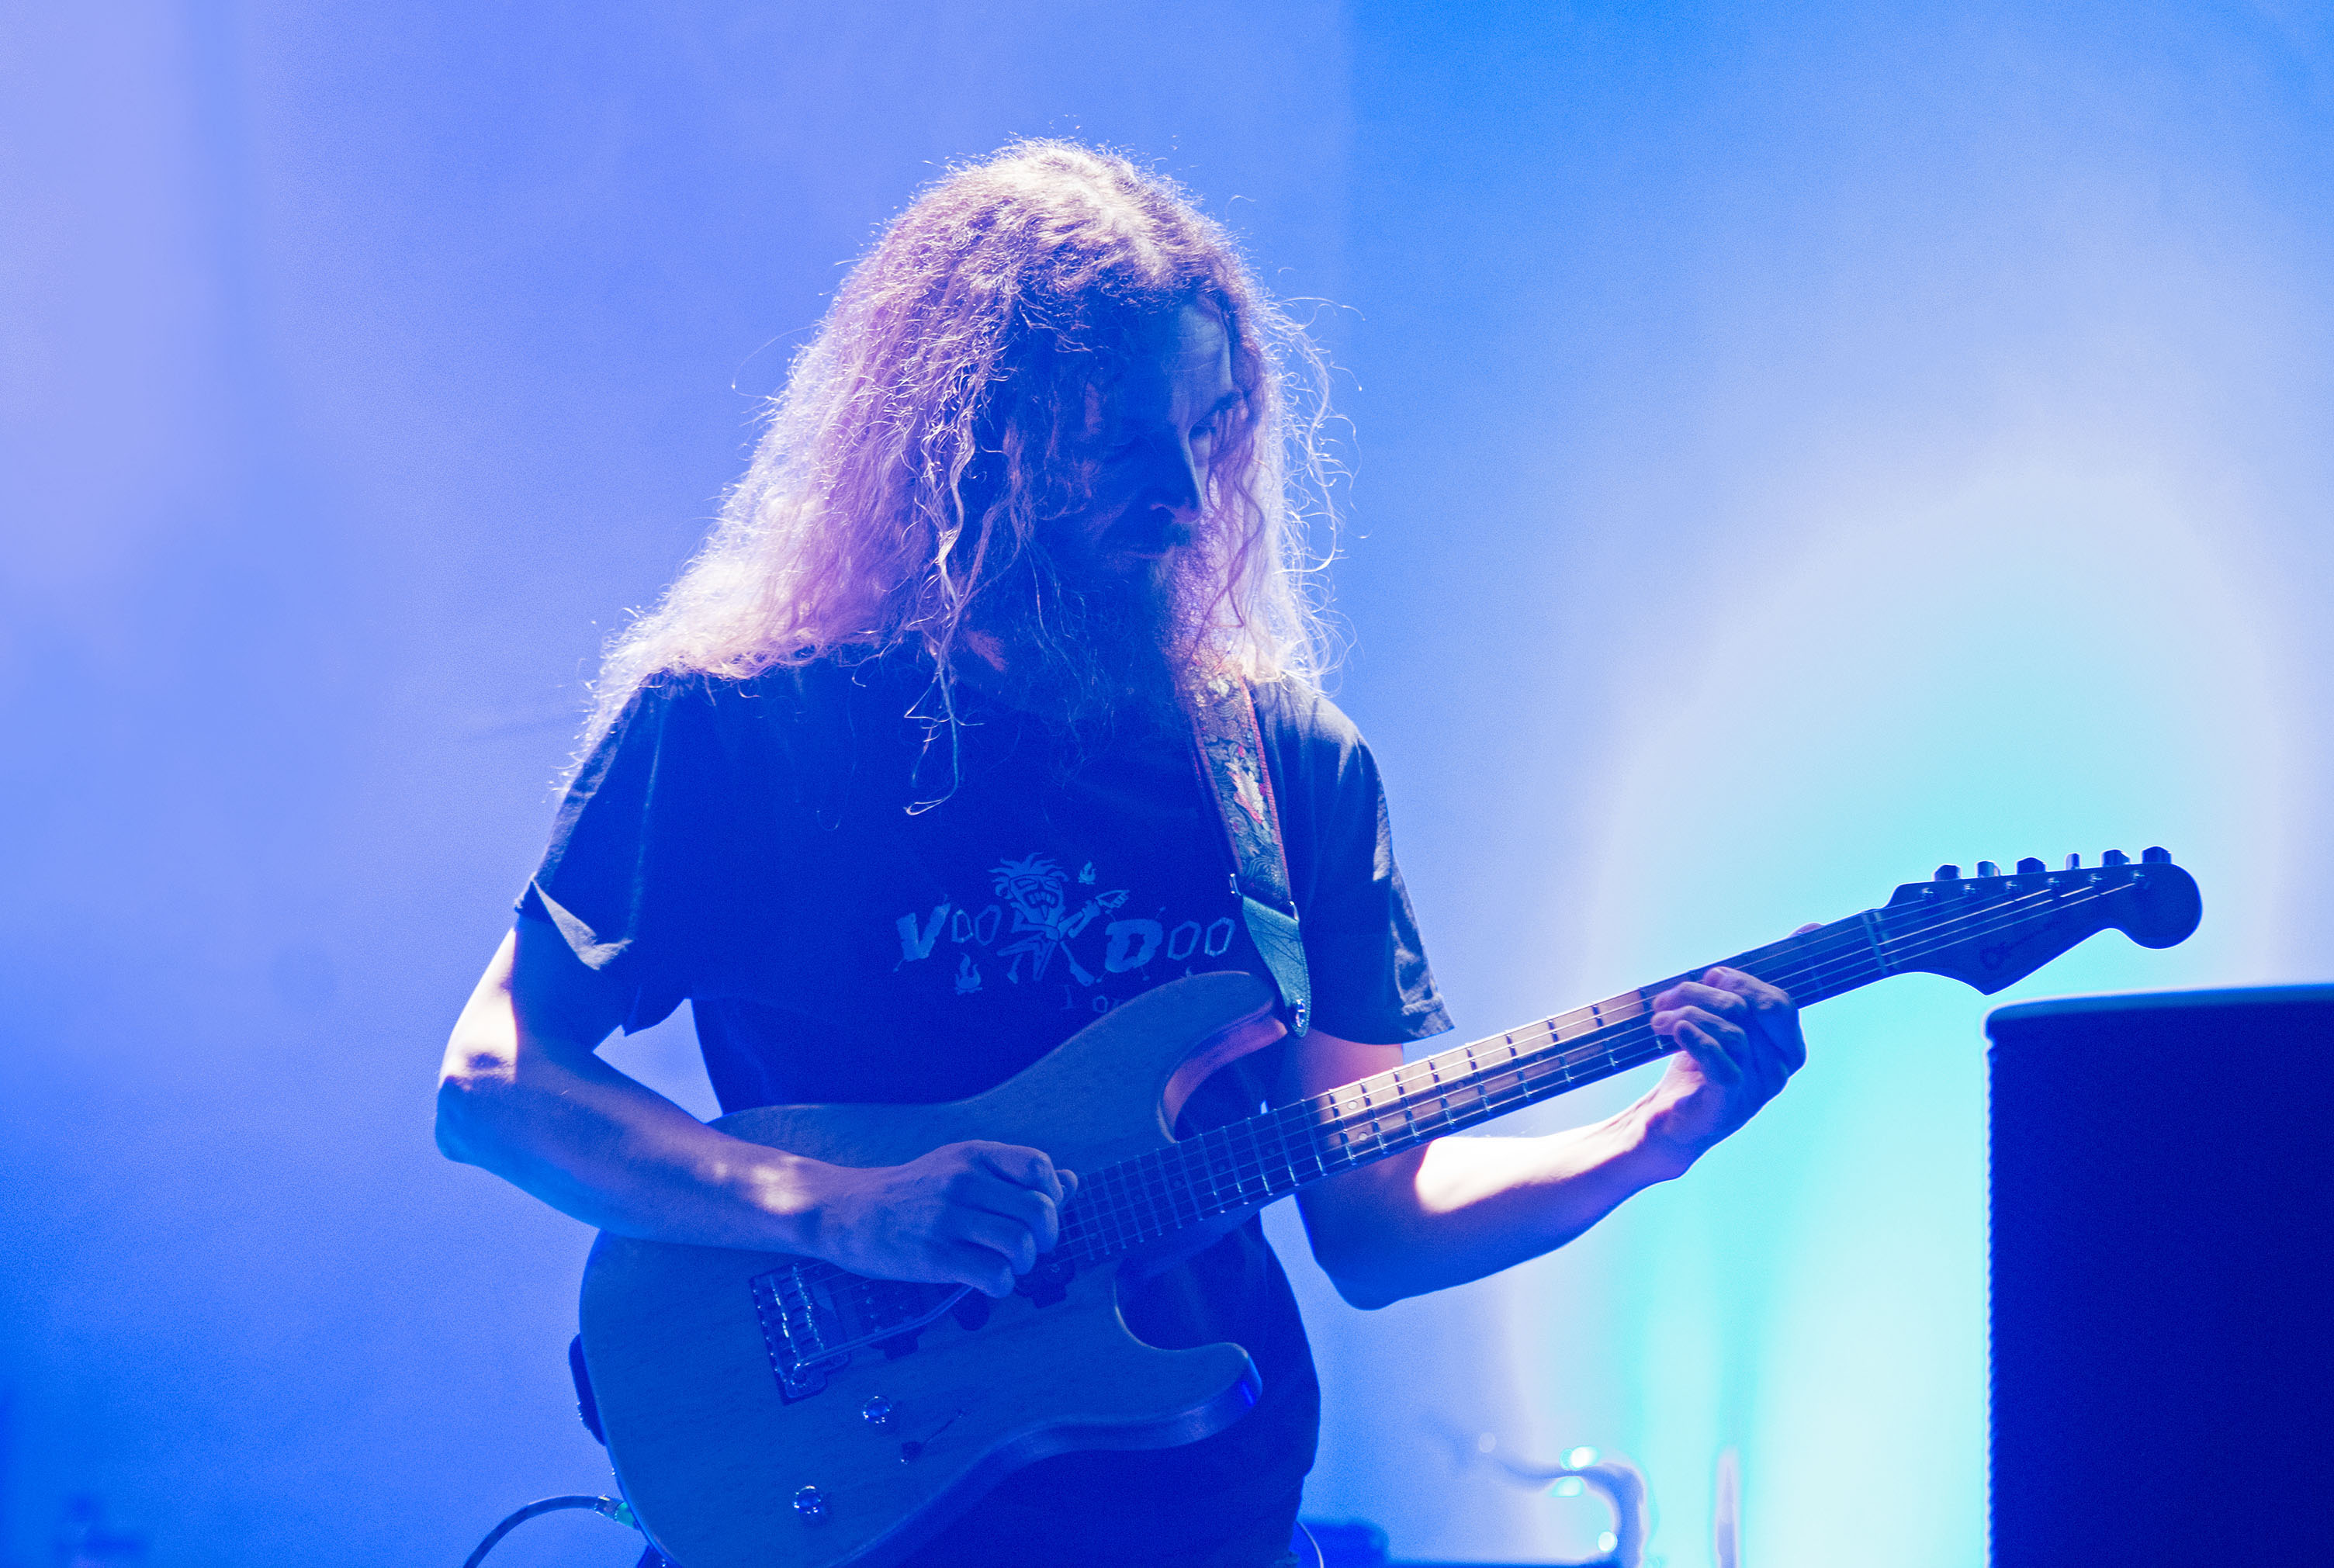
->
[1053,868,2137,1266]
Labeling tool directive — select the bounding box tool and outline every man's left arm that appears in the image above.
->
[1287,964,1806,1310]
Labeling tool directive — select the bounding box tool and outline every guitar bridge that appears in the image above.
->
[749,1264,971,1402]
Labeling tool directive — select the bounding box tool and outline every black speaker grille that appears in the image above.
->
[1988,987,2334,1564]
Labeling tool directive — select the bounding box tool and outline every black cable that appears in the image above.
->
[459,1494,638,1568]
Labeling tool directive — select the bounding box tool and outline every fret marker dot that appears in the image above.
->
[1565,1445,1599,1469]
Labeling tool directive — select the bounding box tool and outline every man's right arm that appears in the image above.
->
[434,919,1071,1297]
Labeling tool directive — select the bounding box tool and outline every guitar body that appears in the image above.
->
[577,971,1281,1568]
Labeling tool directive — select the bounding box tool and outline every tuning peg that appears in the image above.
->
[2064,853,2081,870]
[2142,846,2170,864]
[2016,857,2045,874]
[2102,849,2130,866]
[1976,860,2000,877]
[1934,864,1961,881]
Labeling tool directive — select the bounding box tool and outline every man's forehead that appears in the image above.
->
[1069,302,1235,435]
[1122,303,1234,404]
[1125,299,1226,372]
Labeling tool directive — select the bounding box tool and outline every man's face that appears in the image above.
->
[1051,300,1241,584]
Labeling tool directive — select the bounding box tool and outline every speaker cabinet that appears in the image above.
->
[1986,985,2334,1564]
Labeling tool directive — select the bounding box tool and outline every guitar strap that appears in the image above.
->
[1183,673,1313,1036]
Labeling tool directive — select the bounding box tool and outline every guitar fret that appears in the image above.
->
[1191,1130,1225,1218]
[1155,1147,1185,1237]
[1082,1172,1111,1250]
[1241,1113,1272,1199]
[1203,1127,1235,1214]
[1113,1157,1143,1244]
[1094,1167,1126,1251]
[1273,1113,1306,1194]
[1218,1121,1248,1206]
[1151,1142,1185,1229]
[1173,1134,1201,1219]
[1180,1134,1211,1219]
[1115,1152,1143,1241]
[1250,1115,1280,1198]
[1248,1116,1280,1198]
[1115,1164,1144,1246]
[1144,1154,1170,1241]
[1205,1130,1234,1211]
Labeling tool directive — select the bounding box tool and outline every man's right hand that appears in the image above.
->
[797,1141,1079,1298]
[439,927,1082,1289]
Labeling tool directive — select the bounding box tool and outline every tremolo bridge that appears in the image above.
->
[749,1255,1077,1402]
[749,1264,969,1400]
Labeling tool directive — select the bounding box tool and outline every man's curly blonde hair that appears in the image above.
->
[580,140,1336,760]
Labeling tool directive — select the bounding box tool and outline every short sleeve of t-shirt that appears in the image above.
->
[1255,680,1451,1046]
[517,677,736,1034]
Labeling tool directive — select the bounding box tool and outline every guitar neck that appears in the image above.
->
[1054,910,1896,1269]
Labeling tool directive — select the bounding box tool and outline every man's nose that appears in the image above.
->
[1143,433,1204,514]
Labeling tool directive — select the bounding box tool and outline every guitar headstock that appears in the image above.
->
[1878,848,2201,994]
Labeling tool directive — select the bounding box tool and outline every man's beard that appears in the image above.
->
[964,545,1189,747]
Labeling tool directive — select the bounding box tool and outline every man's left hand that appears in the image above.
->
[1637,941,1811,1172]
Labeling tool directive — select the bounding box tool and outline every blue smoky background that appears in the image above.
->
[4,5,2329,1564]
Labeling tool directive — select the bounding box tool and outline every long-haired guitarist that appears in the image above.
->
[435,140,1807,1568]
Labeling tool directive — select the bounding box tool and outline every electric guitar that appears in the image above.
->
[577,850,2201,1568]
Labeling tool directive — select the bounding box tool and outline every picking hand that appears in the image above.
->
[800,1141,1079,1298]
[1638,935,1813,1171]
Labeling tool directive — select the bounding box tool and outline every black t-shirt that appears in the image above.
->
[523,650,1448,1566]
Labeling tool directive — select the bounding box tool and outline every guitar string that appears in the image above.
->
[1248,874,2135,1216]
[1071,875,2086,1243]
[1061,881,2068,1255]
[1220,877,2128,1195]
[1235,871,2118,1161]
[791,872,2159,1280]
[1058,875,2145,1259]
[1061,891,2014,1256]
[1064,903,1899,1250]
[1267,871,2078,1139]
